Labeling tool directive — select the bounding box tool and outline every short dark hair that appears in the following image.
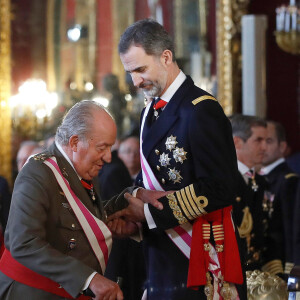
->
[118,18,176,61]
[267,120,286,143]
[230,114,267,142]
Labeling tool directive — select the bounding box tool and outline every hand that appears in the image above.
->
[89,273,123,300]
[107,193,146,223]
[136,189,171,210]
[107,218,139,238]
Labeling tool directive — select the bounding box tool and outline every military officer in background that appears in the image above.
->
[261,120,299,275]
[110,18,246,300]
[230,114,284,275]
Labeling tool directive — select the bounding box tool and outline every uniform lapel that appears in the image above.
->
[142,76,193,159]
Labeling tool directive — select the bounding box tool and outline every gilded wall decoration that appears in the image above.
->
[217,0,250,115]
[0,0,12,183]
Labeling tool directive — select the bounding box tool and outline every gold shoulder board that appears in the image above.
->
[285,173,299,179]
[192,95,217,105]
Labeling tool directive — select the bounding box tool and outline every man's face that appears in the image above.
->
[236,126,267,168]
[262,123,285,166]
[71,110,117,180]
[120,46,168,98]
[118,137,141,175]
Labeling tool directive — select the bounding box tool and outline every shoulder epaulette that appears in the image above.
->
[192,95,217,105]
[285,173,299,179]
[33,153,51,161]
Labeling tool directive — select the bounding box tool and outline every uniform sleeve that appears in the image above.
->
[5,160,94,298]
[148,100,238,229]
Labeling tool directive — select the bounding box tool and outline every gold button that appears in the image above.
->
[71,224,75,228]
[155,149,160,155]
[157,165,160,171]
[236,197,241,202]
[162,178,165,184]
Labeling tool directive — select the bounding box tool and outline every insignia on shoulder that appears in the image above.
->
[33,153,50,161]
[165,135,178,151]
[168,168,182,184]
[159,152,171,167]
[173,147,187,164]
[192,95,217,105]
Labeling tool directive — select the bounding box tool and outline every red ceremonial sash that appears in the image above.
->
[0,249,90,299]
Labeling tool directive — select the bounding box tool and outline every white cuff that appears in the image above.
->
[144,203,157,229]
[82,272,97,291]
[132,187,142,197]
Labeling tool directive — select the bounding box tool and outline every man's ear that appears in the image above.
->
[160,49,173,67]
[279,141,287,155]
[69,135,79,152]
[233,136,244,150]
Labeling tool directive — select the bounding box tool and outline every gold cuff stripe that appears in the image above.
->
[262,259,284,275]
[184,186,202,216]
[167,193,188,224]
[192,95,217,105]
[285,173,298,179]
[180,189,198,219]
[175,191,193,220]
[189,184,208,214]
[284,262,294,274]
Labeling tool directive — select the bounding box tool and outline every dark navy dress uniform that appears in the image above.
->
[136,75,246,300]
[262,160,299,274]
[232,170,269,271]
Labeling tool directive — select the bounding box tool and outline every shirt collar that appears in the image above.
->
[55,141,81,180]
[160,70,186,103]
[237,160,253,176]
[261,157,285,175]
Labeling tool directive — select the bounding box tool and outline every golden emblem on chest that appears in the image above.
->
[173,147,187,164]
[165,135,178,151]
[159,152,171,167]
[167,168,182,184]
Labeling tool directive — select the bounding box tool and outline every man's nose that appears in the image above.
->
[131,73,143,87]
[102,148,112,163]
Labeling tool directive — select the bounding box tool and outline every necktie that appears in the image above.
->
[153,97,167,119]
[81,179,96,201]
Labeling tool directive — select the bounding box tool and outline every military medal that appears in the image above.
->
[159,152,171,167]
[250,178,258,192]
[165,135,178,151]
[168,168,183,184]
[173,147,187,164]
[154,110,159,118]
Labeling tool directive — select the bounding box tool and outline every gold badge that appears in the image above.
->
[173,147,187,164]
[159,152,171,167]
[165,135,178,151]
[168,168,183,184]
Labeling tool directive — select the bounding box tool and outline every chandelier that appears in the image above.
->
[275,0,300,55]
[9,79,58,139]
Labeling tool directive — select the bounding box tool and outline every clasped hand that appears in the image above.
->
[106,189,169,237]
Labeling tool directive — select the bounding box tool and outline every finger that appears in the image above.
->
[107,209,126,222]
[117,289,124,300]
[150,199,163,210]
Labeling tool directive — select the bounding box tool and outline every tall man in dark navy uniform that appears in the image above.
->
[230,115,284,275]
[261,120,299,275]
[110,18,245,300]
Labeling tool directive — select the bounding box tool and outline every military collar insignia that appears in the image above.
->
[159,152,171,167]
[165,135,178,151]
[168,168,183,184]
[33,153,50,161]
[173,147,187,164]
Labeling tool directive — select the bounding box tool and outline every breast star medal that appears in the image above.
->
[168,168,183,184]
[159,152,171,167]
[165,135,178,151]
[173,147,187,164]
